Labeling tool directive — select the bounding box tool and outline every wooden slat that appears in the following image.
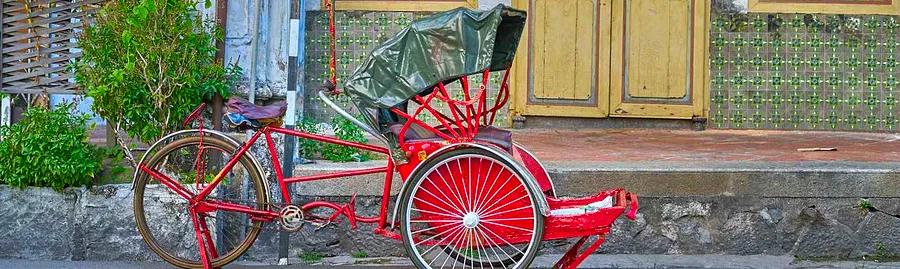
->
[625,0,690,99]
[3,44,72,63]
[2,32,78,54]
[2,52,78,73]
[2,0,100,23]
[1,0,102,95]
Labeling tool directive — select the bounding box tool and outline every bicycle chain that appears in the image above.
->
[183,195,332,233]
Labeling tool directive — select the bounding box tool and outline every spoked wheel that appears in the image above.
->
[133,135,268,269]
[400,147,544,269]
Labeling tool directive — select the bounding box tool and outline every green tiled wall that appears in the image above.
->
[710,6,899,131]
[307,6,898,132]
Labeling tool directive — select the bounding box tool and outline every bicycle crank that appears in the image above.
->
[279,205,305,232]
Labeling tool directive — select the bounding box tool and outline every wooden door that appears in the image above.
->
[609,0,707,119]
[511,0,611,117]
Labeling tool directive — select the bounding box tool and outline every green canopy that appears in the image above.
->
[343,4,527,109]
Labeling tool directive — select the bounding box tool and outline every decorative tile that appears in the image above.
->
[710,8,899,132]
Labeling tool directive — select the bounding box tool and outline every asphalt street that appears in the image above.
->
[4,255,900,269]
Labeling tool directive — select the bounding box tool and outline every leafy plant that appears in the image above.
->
[75,0,241,166]
[351,251,369,259]
[95,146,132,184]
[297,118,323,158]
[296,116,371,162]
[0,105,101,191]
[299,251,324,263]
[856,198,876,216]
[322,116,371,162]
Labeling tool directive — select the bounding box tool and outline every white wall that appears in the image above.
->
[222,0,292,100]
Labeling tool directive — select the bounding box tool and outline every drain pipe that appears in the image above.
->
[248,0,260,104]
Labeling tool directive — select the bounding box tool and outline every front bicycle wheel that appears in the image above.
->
[399,147,544,269]
[133,135,268,269]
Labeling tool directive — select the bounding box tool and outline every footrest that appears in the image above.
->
[549,195,614,217]
[541,189,636,241]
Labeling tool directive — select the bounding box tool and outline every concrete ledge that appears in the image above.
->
[549,161,900,198]
[292,160,900,198]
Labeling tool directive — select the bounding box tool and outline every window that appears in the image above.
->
[749,0,900,15]
[333,0,478,12]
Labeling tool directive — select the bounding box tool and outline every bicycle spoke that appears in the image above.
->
[412,207,465,220]
[427,227,465,267]
[480,195,528,218]
[472,160,494,219]
[479,225,527,256]
[475,174,514,215]
[471,225,490,269]
[439,226,469,268]
[481,204,533,220]
[420,224,465,257]
[435,167,471,213]
[422,180,466,214]
[481,220,533,233]
[413,189,462,218]
[479,217,534,222]
[477,185,525,216]
[475,227,512,268]
[453,159,471,212]
[413,221,463,236]
[466,158,473,213]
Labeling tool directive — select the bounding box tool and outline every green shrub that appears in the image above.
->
[75,0,240,146]
[0,106,101,191]
[296,116,371,162]
[297,118,323,158]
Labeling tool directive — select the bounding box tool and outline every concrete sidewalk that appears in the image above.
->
[513,129,900,163]
[3,255,900,269]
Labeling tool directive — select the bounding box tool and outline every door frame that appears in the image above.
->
[509,0,710,120]
[608,0,710,119]
[509,0,612,118]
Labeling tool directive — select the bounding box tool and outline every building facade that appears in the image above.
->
[2,0,898,132]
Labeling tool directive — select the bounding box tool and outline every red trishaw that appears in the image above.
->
[132,5,637,269]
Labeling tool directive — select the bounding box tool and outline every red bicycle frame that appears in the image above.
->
[138,124,399,230]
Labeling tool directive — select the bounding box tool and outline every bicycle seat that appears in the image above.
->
[225,97,287,121]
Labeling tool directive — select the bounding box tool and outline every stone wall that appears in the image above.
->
[2,182,900,262]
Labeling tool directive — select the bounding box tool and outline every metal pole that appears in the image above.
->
[278,0,304,265]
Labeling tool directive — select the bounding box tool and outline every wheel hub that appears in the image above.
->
[462,212,480,229]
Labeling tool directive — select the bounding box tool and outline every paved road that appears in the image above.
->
[3,255,900,269]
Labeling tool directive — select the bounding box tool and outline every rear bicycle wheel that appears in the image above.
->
[399,147,544,269]
[133,135,268,269]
